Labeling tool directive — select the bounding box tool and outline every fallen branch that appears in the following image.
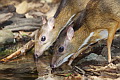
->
[6,26,40,31]
[3,17,43,31]
[0,13,13,23]
[0,40,35,63]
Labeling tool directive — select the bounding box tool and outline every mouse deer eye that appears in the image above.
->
[41,36,46,41]
[58,46,64,52]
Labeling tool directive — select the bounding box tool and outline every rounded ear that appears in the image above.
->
[41,16,47,25]
[47,17,55,30]
[67,26,74,40]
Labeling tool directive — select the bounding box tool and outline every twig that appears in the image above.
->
[0,40,35,63]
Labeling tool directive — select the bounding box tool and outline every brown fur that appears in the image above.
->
[52,0,120,68]
[34,0,90,57]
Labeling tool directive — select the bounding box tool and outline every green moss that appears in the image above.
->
[65,73,73,77]
[0,49,15,57]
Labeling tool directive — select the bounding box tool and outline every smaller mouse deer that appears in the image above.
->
[51,0,120,68]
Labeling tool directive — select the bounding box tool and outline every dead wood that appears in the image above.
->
[0,40,35,63]
[0,13,13,23]
[3,17,43,31]
[5,26,40,31]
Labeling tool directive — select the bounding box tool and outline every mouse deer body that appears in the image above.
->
[51,0,120,68]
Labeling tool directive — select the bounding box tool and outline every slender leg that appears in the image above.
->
[107,23,118,63]
[107,35,112,63]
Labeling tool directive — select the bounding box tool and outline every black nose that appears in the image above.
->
[50,64,55,68]
[33,54,39,62]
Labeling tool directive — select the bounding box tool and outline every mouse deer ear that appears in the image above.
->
[41,16,47,25]
[67,26,74,40]
[47,17,55,30]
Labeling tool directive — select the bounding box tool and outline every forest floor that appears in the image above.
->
[0,0,120,80]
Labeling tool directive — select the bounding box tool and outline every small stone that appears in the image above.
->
[79,53,107,64]
[0,30,14,45]
[15,1,29,14]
